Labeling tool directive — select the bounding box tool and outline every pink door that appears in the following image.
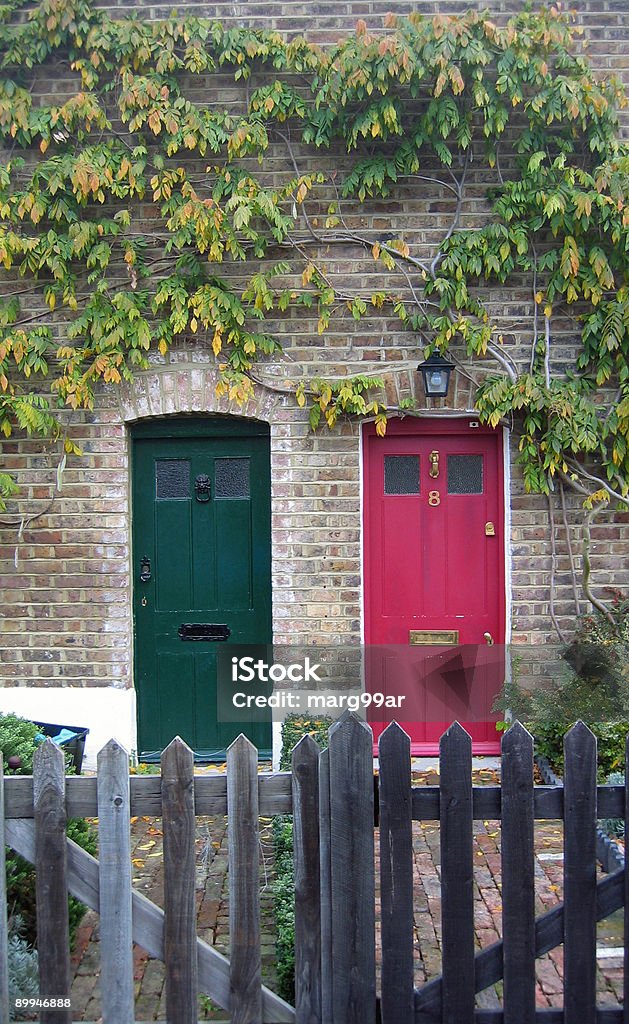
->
[363,418,505,754]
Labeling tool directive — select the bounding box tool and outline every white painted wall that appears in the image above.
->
[0,687,137,771]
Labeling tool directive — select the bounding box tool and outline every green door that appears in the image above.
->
[131,418,272,760]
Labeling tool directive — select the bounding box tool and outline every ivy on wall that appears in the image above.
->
[0,0,627,528]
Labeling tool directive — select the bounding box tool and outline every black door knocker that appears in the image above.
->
[139,556,152,582]
[194,474,211,502]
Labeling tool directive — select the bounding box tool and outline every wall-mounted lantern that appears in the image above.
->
[417,352,455,399]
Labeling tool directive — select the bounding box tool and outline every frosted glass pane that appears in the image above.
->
[156,459,190,499]
[384,455,420,495]
[215,458,250,498]
[447,455,483,494]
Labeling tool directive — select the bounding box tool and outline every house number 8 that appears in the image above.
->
[428,490,441,506]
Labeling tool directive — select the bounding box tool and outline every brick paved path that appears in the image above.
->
[68,764,624,1021]
[70,813,278,1022]
[396,765,624,1012]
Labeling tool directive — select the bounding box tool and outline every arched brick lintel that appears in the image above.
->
[115,365,287,425]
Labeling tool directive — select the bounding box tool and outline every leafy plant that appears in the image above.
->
[1,714,98,948]
[7,916,38,1021]
[0,714,41,773]
[0,1,625,542]
[273,714,332,1001]
[272,816,296,1003]
[278,713,333,770]
[600,770,625,840]
[497,595,629,774]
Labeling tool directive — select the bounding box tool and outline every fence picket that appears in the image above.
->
[161,737,198,1024]
[227,734,262,1024]
[564,721,597,1024]
[292,735,321,1024]
[329,713,376,1024]
[34,739,72,1024]
[97,740,134,1024]
[501,721,535,1024]
[319,747,333,1024]
[0,757,9,1024]
[378,722,414,1024]
[440,722,475,1024]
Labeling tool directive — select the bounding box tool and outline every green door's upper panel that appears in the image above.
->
[130,416,269,440]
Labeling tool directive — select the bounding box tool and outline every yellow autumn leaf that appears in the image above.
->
[190,317,198,333]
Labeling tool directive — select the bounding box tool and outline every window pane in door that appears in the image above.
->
[447,454,483,494]
[215,458,250,498]
[155,459,190,499]
[384,455,420,494]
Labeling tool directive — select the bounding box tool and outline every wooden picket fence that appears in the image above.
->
[0,716,627,1024]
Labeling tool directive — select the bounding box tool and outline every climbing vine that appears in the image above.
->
[0,0,627,524]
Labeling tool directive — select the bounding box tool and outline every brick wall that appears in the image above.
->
[0,0,628,702]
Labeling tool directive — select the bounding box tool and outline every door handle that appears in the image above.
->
[483,632,494,646]
[139,556,152,583]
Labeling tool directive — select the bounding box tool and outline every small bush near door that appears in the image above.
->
[496,594,629,776]
[273,715,333,1002]
[0,713,98,950]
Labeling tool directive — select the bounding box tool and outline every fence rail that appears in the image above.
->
[0,716,626,1024]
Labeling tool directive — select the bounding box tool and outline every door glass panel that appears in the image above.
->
[384,455,420,495]
[447,454,483,494]
[155,459,190,499]
[215,458,250,498]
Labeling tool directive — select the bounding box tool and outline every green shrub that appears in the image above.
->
[278,714,334,771]
[7,916,38,1021]
[0,714,41,775]
[599,771,625,840]
[273,715,333,1002]
[272,817,296,1003]
[496,595,629,776]
[533,718,629,778]
[0,713,98,949]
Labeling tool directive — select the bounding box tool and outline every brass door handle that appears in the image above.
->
[483,632,494,646]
